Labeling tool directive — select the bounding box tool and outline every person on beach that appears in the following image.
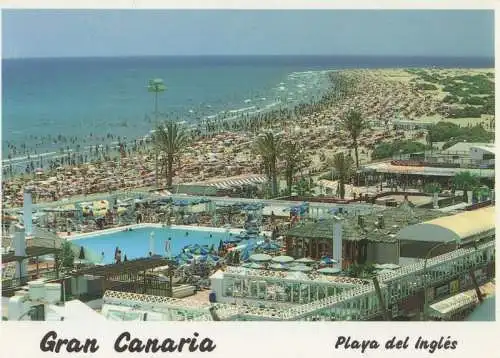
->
[165,238,172,259]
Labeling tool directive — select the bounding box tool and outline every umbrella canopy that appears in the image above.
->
[242,262,264,269]
[78,246,85,260]
[317,267,342,275]
[289,264,312,272]
[295,257,315,264]
[271,255,295,264]
[240,249,251,262]
[258,242,281,251]
[249,253,272,262]
[269,263,289,270]
[320,257,338,265]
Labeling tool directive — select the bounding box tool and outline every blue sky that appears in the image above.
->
[2,10,494,58]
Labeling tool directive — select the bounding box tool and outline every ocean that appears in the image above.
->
[2,55,494,161]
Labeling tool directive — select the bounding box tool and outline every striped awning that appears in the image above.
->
[207,175,267,190]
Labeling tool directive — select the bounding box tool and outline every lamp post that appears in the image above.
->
[422,239,459,320]
[147,79,166,189]
[147,78,167,119]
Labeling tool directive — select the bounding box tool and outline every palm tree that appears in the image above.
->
[452,171,480,203]
[254,131,281,197]
[331,152,354,199]
[147,78,167,118]
[281,140,306,195]
[153,120,190,188]
[341,109,366,169]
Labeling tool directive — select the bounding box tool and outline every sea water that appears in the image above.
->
[2,55,493,160]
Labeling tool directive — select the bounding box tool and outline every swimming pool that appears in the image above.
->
[71,225,235,264]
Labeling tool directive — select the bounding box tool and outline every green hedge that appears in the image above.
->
[428,122,493,143]
[371,140,427,160]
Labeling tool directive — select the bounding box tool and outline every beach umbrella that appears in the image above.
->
[295,257,315,264]
[269,263,289,270]
[289,264,312,272]
[240,249,251,262]
[243,262,263,269]
[192,247,203,255]
[271,255,295,264]
[249,253,272,262]
[318,267,342,275]
[78,246,85,260]
[177,253,191,262]
[257,242,280,251]
[320,257,337,265]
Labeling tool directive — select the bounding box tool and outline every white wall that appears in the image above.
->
[470,146,494,163]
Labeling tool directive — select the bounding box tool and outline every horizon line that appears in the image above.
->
[2,54,495,61]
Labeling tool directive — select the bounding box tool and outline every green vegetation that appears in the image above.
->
[153,120,190,188]
[341,109,367,168]
[452,171,480,203]
[415,83,438,91]
[293,177,314,197]
[56,241,75,269]
[423,182,441,194]
[330,152,354,199]
[347,263,376,278]
[371,140,427,160]
[427,122,494,149]
[406,70,494,118]
[281,140,307,196]
[254,131,282,198]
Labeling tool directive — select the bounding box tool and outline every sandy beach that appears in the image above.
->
[2,68,494,209]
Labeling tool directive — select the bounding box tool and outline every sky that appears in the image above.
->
[1,10,494,59]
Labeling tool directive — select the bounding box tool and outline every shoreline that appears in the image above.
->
[3,67,334,162]
[3,66,493,164]
[3,67,494,208]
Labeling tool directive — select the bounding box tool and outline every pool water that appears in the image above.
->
[72,227,231,264]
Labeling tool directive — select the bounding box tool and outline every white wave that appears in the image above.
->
[278,86,286,91]
[264,102,280,109]
[244,99,252,103]
[3,151,59,163]
[228,106,256,114]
